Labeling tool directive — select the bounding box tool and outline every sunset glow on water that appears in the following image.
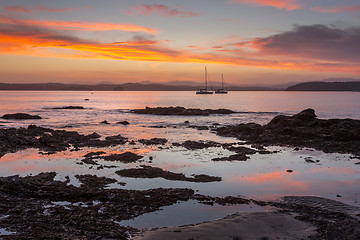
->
[0,91,359,229]
[1,0,360,235]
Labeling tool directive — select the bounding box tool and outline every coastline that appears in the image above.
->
[0,108,359,239]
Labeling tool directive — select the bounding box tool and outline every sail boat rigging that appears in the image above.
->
[196,66,213,94]
[214,73,228,94]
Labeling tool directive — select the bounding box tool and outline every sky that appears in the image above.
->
[0,0,360,85]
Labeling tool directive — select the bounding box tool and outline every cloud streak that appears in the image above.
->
[0,16,159,34]
[4,4,81,13]
[125,4,201,18]
[231,0,302,11]
[311,4,360,13]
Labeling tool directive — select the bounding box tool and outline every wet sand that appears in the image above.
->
[134,211,316,240]
[134,196,360,240]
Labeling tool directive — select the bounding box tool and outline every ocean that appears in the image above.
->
[0,91,359,228]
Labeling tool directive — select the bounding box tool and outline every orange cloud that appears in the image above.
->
[231,0,302,10]
[1,16,360,75]
[125,4,201,18]
[311,5,360,13]
[0,17,159,34]
[4,4,81,13]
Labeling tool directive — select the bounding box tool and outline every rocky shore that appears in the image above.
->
[215,108,360,156]
[0,108,359,239]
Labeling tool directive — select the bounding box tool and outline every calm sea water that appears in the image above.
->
[0,91,359,228]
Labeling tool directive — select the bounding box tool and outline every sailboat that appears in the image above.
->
[196,66,213,94]
[214,74,228,94]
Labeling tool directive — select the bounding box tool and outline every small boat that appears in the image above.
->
[214,74,228,94]
[196,66,213,94]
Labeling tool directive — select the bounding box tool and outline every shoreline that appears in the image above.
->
[0,108,359,239]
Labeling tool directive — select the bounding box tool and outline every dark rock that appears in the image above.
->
[103,152,143,163]
[181,140,221,150]
[193,194,250,206]
[214,109,360,156]
[139,138,168,145]
[104,134,128,145]
[1,113,42,119]
[116,165,221,182]
[81,158,99,165]
[83,151,106,158]
[304,157,315,163]
[286,169,293,173]
[0,125,128,157]
[52,106,84,109]
[87,132,101,139]
[75,174,117,188]
[117,121,130,125]
[0,172,194,239]
[100,120,110,124]
[184,120,190,124]
[212,153,249,162]
[131,106,235,116]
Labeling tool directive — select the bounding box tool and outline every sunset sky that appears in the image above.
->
[1,0,359,85]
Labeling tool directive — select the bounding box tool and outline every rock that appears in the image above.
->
[116,165,221,182]
[212,153,249,162]
[104,134,128,145]
[184,120,190,124]
[103,152,143,163]
[52,106,84,109]
[294,108,317,121]
[87,132,101,139]
[139,138,168,145]
[214,109,360,156]
[1,113,42,119]
[181,140,220,150]
[117,121,130,125]
[193,194,250,206]
[0,172,194,239]
[131,106,235,116]
[100,120,110,124]
[0,125,129,157]
[286,169,293,173]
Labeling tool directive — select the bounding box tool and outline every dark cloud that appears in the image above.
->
[0,19,93,45]
[253,24,360,62]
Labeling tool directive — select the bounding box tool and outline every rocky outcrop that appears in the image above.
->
[131,106,235,116]
[215,109,360,155]
[102,152,143,163]
[52,106,84,109]
[116,165,221,182]
[0,125,128,157]
[139,138,168,145]
[1,113,42,119]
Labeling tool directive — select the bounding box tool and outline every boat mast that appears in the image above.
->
[205,66,208,90]
[221,73,224,89]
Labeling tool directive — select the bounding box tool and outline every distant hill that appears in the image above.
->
[0,83,280,91]
[286,81,360,91]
